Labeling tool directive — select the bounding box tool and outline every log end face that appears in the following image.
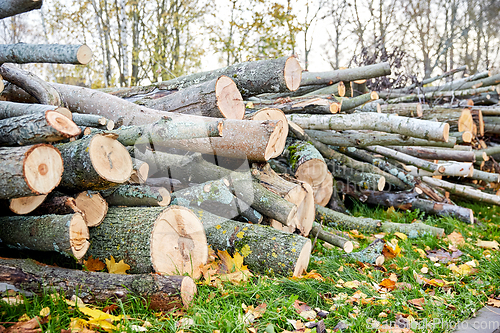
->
[216,76,245,120]
[157,187,171,207]
[292,239,311,277]
[338,81,346,97]
[180,276,197,308]
[264,120,287,160]
[9,194,47,215]
[284,57,302,91]
[77,45,93,65]
[24,144,63,195]
[151,205,208,279]
[295,159,328,188]
[416,103,423,117]
[75,191,108,227]
[377,177,386,192]
[442,123,450,143]
[89,134,133,184]
[312,172,333,207]
[462,131,473,143]
[46,110,81,138]
[343,241,354,253]
[70,213,90,260]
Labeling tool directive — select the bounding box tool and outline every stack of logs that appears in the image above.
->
[2,0,500,312]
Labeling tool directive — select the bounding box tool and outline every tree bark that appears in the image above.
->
[286,140,328,187]
[248,98,339,115]
[411,198,474,224]
[389,146,475,162]
[155,56,302,97]
[305,129,456,148]
[469,169,500,183]
[364,146,444,173]
[378,103,424,117]
[0,257,197,310]
[310,223,353,253]
[328,160,386,191]
[55,134,133,191]
[287,113,450,142]
[101,185,170,207]
[85,206,208,278]
[300,62,391,86]
[72,113,114,130]
[0,144,63,199]
[387,86,498,103]
[0,44,92,65]
[0,64,61,105]
[245,108,289,158]
[0,101,71,120]
[405,162,473,178]
[301,81,346,97]
[31,193,81,216]
[0,0,42,19]
[0,213,89,259]
[340,92,379,112]
[190,209,311,277]
[0,110,80,145]
[137,76,245,119]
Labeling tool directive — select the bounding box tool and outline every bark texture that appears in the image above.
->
[0,101,70,119]
[300,62,391,86]
[0,0,42,19]
[101,185,170,207]
[0,44,92,65]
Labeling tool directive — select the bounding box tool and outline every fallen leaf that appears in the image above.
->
[426,249,463,263]
[447,231,465,247]
[102,304,119,314]
[18,314,30,322]
[379,279,396,291]
[105,256,130,275]
[218,250,246,274]
[84,256,106,272]
[66,295,85,307]
[383,240,401,260]
[39,307,50,317]
[413,270,453,287]
[386,206,403,219]
[448,263,477,276]
[130,325,147,332]
[487,298,500,308]
[394,232,407,241]
[477,240,500,250]
[293,300,312,313]
[407,298,425,310]
[292,270,324,281]
[343,280,361,289]
[5,316,47,333]
[395,282,412,291]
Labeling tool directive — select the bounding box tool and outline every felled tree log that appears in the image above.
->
[129,158,149,184]
[417,73,500,93]
[72,113,114,130]
[245,108,289,155]
[109,116,224,146]
[310,223,353,253]
[0,110,80,145]
[302,81,346,97]
[339,182,419,209]
[248,98,339,114]
[411,199,474,224]
[56,133,133,190]
[300,62,391,86]
[0,63,61,105]
[389,146,475,162]
[0,212,89,259]
[344,239,385,265]
[378,103,424,117]
[328,160,385,191]
[74,191,108,227]
[191,209,311,277]
[395,66,467,93]
[315,204,445,238]
[422,176,500,206]
[339,91,379,112]
[305,129,456,147]
[137,76,245,119]
[469,169,500,183]
[0,101,71,120]
[0,44,92,65]
[364,146,444,173]
[251,163,314,236]
[405,162,473,178]
[0,258,197,310]
[287,113,450,142]
[387,86,498,103]
[285,140,328,187]
[421,108,476,132]
[155,56,302,97]
[0,0,42,19]
[101,185,170,207]
[7,194,47,215]
[31,193,81,216]
[0,144,63,199]
[312,171,333,206]
[85,206,208,278]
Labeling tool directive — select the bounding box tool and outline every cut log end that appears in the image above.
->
[264,119,286,160]
[295,159,328,187]
[215,76,245,120]
[442,123,450,142]
[284,57,302,91]
[286,181,315,236]
[312,172,333,207]
[249,108,289,160]
[343,241,354,253]
[338,81,346,97]
[416,103,423,117]
[0,75,3,93]
[55,107,72,120]
[107,120,115,130]
[46,110,81,138]
[130,160,149,184]
[89,134,133,184]
[24,144,63,195]
[377,176,386,192]
[370,91,379,100]
[292,239,311,277]
[9,194,47,215]
[376,103,381,113]
[69,213,90,260]
[75,191,108,227]
[151,205,208,279]
[179,276,197,308]
[77,45,93,65]
[157,187,171,206]
[462,131,473,143]
[375,255,385,266]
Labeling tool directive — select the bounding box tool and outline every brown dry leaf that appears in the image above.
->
[379,278,396,291]
[292,270,324,281]
[395,282,412,291]
[105,256,130,275]
[349,230,366,239]
[413,270,453,287]
[476,240,500,250]
[407,298,426,311]
[5,316,47,333]
[487,298,500,308]
[383,240,401,260]
[447,231,465,247]
[292,300,312,314]
[102,304,119,314]
[243,303,267,319]
[84,256,106,272]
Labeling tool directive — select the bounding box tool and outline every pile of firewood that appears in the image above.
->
[1,0,500,311]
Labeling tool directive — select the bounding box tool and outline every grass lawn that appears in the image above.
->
[1,201,499,333]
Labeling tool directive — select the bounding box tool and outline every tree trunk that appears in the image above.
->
[0,63,61,105]
[364,146,444,173]
[411,198,474,224]
[378,103,424,117]
[305,129,456,148]
[0,44,92,64]
[0,213,89,259]
[0,101,71,120]
[85,206,208,278]
[286,140,328,187]
[387,86,498,103]
[55,134,133,191]
[248,98,338,115]
[418,73,500,93]
[72,113,114,130]
[129,158,149,184]
[0,0,42,19]
[421,108,476,133]
[328,161,385,191]
[0,258,197,310]
[310,223,353,253]
[300,62,391,86]
[100,185,170,207]
[74,191,108,227]
[0,144,63,199]
[31,193,81,216]
[287,113,450,142]
[389,146,475,162]
[301,81,346,97]
[137,76,245,119]
[251,163,314,236]
[340,91,379,112]
[0,110,80,145]
[191,209,311,277]
[405,162,473,178]
[469,169,500,183]
[155,56,302,97]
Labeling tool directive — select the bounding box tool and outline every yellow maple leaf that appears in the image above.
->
[105,256,130,274]
[448,263,477,276]
[217,250,247,274]
[84,256,106,272]
[394,232,407,240]
[77,306,122,333]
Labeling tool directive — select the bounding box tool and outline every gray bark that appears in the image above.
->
[101,185,170,207]
[300,62,391,86]
[0,44,92,65]
[0,0,42,19]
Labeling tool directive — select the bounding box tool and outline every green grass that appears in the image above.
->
[1,202,499,332]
